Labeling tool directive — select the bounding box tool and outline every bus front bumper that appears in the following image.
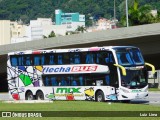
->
[117,86,149,100]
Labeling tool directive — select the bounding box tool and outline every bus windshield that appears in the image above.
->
[115,48,144,66]
[121,68,148,89]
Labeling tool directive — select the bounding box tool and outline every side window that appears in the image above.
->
[97,52,107,65]
[23,55,31,66]
[92,74,106,86]
[60,76,68,86]
[43,75,84,86]
[45,54,56,65]
[18,56,23,66]
[50,54,55,65]
[78,75,84,86]
[81,52,87,64]
[50,76,57,86]
[10,55,26,66]
[71,75,82,86]
[43,76,59,86]
[105,75,110,86]
[70,76,77,86]
[85,74,94,86]
[34,55,40,65]
[95,53,100,64]
[43,76,50,86]
[41,55,45,65]
[33,55,45,65]
[70,53,81,64]
[58,54,63,65]
[10,56,18,66]
[63,53,70,64]
[98,52,115,65]
[85,52,96,64]
[108,52,115,63]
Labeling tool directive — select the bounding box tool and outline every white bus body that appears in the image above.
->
[7,46,154,101]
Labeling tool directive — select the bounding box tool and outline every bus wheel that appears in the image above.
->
[26,91,34,100]
[96,91,104,102]
[36,91,44,100]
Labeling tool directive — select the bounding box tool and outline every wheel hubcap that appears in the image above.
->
[28,95,33,100]
[38,95,43,100]
[97,95,102,102]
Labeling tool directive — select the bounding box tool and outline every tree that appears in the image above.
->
[1,0,160,27]
[43,35,47,38]
[76,26,87,33]
[48,31,56,38]
[20,15,30,24]
[136,4,153,25]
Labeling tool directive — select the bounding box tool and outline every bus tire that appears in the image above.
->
[36,91,44,100]
[96,91,104,102]
[25,91,34,100]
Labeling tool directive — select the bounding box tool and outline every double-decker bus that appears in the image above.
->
[7,46,155,102]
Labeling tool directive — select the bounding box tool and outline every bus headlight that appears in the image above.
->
[120,88,130,93]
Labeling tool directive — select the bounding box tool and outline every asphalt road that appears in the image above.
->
[131,92,160,105]
[0,92,160,105]
[0,93,9,101]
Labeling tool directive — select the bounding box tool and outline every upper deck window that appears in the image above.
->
[116,51,133,66]
[10,55,32,66]
[115,47,144,66]
[10,50,115,66]
[129,48,144,65]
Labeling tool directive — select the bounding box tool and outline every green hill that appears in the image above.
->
[0,0,160,26]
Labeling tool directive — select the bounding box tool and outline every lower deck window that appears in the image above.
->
[42,74,112,86]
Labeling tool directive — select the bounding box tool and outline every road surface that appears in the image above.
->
[0,92,160,105]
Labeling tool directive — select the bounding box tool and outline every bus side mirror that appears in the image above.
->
[145,63,155,74]
[114,64,126,76]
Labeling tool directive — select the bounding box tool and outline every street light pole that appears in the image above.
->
[114,0,116,20]
[125,0,129,27]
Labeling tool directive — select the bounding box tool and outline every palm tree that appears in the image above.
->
[128,0,140,25]
[120,0,156,26]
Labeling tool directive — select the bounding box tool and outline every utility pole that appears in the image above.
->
[125,0,129,27]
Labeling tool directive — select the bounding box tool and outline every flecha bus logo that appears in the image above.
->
[71,66,97,72]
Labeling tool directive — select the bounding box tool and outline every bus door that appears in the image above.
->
[106,52,119,88]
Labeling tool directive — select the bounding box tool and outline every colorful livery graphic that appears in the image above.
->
[7,46,155,102]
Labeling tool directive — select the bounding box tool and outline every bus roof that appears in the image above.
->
[8,46,137,55]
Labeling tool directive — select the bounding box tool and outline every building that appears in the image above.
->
[87,18,117,32]
[37,18,55,37]
[0,20,11,45]
[97,18,117,30]
[151,10,157,17]
[10,21,26,38]
[10,10,86,43]
[0,20,31,44]
[30,20,43,40]
[55,9,85,31]
[10,21,31,43]
[11,18,49,43]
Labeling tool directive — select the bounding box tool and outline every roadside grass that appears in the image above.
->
[0,101,160,111]
[0,101,159,120]
[149,88,160,91]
